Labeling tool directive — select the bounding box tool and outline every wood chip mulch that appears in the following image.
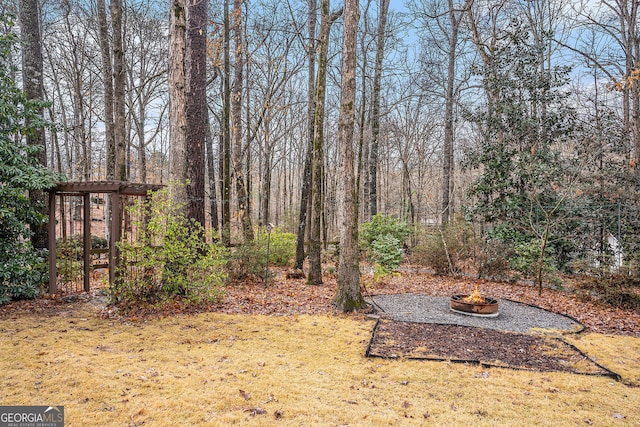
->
[366,318,620,379]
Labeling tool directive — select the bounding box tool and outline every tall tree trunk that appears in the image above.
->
[111,0,127,181]
[185,0,207,229]
[169,0,188,204]
[206,114,219,234]
[137,101,147,182]
[293,0,317,272]
[335,0,363,311]
[98,0,116,181]
[19,0,48,250]
[232,0,254,242]
[356,0,370,219]
[261,119,272,225]
[308,0,341,285]
[221,0,232,245]
[441,0,467,227]
[368,0,389,220]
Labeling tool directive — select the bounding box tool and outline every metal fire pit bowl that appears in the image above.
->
[450,295,499,318]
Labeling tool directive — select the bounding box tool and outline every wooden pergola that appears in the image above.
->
[47,181,164,294]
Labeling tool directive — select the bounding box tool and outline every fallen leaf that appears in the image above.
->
[246,407,266,416]
[474,370,490,378]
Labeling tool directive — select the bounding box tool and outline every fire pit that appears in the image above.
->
[450,284,499,317]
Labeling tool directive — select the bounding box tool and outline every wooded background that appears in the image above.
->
[7,0,640,276]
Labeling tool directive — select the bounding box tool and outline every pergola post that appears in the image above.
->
[83,192,91,292]
[109,191,121,285]
[48,190,57,295]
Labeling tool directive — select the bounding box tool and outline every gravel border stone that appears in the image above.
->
[367,293,584,334]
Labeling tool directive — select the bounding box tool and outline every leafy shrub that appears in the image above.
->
[0,19,59,304]
[511,239,559,285]
[228,227,296,280]
[370,234,403,271]
[360,214,411,271]
[110,186,228,306]
[0,247,47,304]
[56,234,108,259]
[360,213,411,249]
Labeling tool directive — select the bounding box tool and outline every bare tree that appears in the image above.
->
[169,0,188,203]
[97,0,115,182]
[307,0,342,285]
[221,0,232,245]
[111,0,127,181]
[293,0,317,274]
[123,2,168,183]
[232,0,254,242]
[368,0,390,219]
[335,0,364,311]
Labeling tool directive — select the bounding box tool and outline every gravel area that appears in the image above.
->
[367,293,584,334]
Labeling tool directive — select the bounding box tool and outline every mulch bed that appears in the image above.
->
[366,318,620,379]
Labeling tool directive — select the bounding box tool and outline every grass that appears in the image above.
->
[0,304,639,426]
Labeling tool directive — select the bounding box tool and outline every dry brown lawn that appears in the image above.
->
[1,299,639,426]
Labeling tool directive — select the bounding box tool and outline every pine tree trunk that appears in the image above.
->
[368,0,389,220]
[185,0,207,229]
[355,0,369,219]
[441,0,467,227]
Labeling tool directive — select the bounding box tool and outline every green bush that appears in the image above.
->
[56,234,108,259]
[0,247,47,304]
[110,186,228,306]
[360,213,411,249]
[370,234,403,271]
[228,227,296,280]
[360,213,411,271]
[511,239,559,284]
[0,18,59,304]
